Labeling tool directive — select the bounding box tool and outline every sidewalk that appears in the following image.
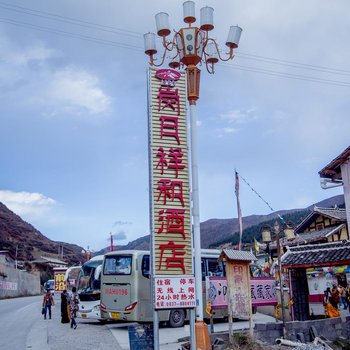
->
[26,295,121,350]
[106,312,277,350]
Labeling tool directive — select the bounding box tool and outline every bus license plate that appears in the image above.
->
[81,314,87,318]
[111,312,121,319]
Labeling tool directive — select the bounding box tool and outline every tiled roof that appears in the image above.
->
[314,207,347,221]
[281,240,350,268]
[295,206,346,233]
[319,145,350,178]
[219,249,257,262]
[270,224,344,249]
[31,256,68,265]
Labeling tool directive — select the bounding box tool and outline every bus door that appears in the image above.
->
[102,254,133,313]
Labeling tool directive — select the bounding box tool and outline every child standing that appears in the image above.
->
[69,287,79,329]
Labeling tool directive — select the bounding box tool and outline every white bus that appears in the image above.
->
[64,266,81,291]
[76,255,104,320]
[100,249,225,327]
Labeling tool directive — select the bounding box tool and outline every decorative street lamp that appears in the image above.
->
[273,220,287,338]
[144,2,241,348]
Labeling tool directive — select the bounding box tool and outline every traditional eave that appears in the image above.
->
[269,224,344,250]
[31,256,68,266]
[219,249,257,262]
[319,145,350,179]
[281,240,350,268]
[295,206,346,233]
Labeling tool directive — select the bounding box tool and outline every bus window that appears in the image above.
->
[201,259,206,281]
[142,255,150,279]
[104,255,132,275]
[204,258,225,278]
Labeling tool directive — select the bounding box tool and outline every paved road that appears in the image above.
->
[0,294,121,350]
[0,294,285,349]
[0,295,43,349]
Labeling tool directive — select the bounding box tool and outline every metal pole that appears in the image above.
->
[189,103,203,321]
[189,307,196,348]
[153,309,159,350]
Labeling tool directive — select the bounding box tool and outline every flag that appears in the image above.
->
[206,298,212,316]
[254,238,259,254]
[235,170,243,250]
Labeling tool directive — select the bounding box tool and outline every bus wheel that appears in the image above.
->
[168,309,185,328]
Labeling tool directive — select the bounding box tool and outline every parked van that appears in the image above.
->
[44,279,55,295]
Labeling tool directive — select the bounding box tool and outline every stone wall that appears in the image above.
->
[254,316,350,344]
[0,265,40,298]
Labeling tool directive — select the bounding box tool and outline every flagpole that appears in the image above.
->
[110,232,114,252]
[235,170,243,251]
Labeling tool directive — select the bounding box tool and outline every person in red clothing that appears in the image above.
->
[42,289,54,320]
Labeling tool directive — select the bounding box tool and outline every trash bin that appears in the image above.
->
[128,323,154,350]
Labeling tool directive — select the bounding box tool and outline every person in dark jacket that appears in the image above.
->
[42,289,54,320]
[61,290,70,323]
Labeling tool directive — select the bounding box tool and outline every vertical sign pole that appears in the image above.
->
[246,262,253,336]
[189,102,203,322]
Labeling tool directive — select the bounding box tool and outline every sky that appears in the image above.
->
[0,0,348,252]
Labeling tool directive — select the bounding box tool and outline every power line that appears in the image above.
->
[236,53,350,76]
[1,1,349,78]
[1,17,349,88]
[236,171,286,224]
[0,18,143,52]
[0,1,142,38]
[218,62,350,87]
[237,52,350,75]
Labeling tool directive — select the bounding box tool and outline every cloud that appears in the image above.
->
[220,108,257,124]
[216,127,239,137]
[110,231,127,241]
[0,190,57,220]
[46,67,111,115]
[0,36,57,66]
[113,220,132,226]
[0,33,111,117]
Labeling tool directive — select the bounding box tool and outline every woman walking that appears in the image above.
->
[42,289,54,320]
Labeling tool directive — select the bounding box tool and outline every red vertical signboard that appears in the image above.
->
[148,68,194,309]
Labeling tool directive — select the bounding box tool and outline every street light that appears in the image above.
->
[273,220,287,338]
[144,2,241,334]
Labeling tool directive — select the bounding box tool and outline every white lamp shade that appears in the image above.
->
[200,7,214,31]
[226,25,242,48]
[205,42,218,63]
[155,12,171,37]
[144,32,157,55]
[183,1,196,23]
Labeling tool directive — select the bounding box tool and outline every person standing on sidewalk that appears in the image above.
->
[42,290,54,320]
[69,287,79,329]
[61,290,70,324]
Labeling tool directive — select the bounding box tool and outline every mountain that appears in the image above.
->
[1,194,345,263]
[0,202,84,265]
[95,194,345,254]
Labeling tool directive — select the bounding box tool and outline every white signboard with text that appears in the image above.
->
[154,276,196,309]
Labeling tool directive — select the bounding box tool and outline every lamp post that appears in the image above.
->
[144,2,242,347]
[144,2,241,340]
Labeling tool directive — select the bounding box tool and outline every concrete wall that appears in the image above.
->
[0,265,41,299]
[254,315,350,344]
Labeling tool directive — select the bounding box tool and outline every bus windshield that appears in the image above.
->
[103,255,132,275]
[76,257,103,301]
